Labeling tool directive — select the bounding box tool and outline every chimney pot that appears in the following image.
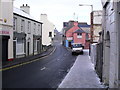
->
[20,4,30,14]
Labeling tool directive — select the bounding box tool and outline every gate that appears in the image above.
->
[95,42,103,82]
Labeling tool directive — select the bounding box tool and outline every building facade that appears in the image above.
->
[13,4,42,59]
[0,0,13,62]
[62,20,90,48]
[1,2,43,62]
[92,10,102,42]
[40,14,54,46]
[101,0,120,88]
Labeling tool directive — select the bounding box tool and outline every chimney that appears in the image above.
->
[20,4,30,14]
[40,14,47,20]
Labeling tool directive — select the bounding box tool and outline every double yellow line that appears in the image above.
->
[0,47,56,72]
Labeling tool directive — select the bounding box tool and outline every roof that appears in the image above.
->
[78,23,90,28]
[81,27,90,33]
[13,7,43,24]
[73,29,85,33]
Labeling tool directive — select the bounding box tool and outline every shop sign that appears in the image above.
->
[0,30,9,35]
[67,37,73,40]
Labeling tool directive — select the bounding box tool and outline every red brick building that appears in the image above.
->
[63,20,90,49]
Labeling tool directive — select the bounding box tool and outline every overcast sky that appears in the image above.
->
[14,0,102,31]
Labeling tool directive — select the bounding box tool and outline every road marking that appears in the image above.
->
[0,47,56,72]
[40,67,46,71]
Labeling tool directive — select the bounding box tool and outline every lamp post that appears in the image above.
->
[79,4,93,43]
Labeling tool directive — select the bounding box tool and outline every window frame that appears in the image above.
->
[49,32,52,37]
[16,38,25,55]
[28,21,31,34]
[21,19,25,32]
[13,17,17,31]
[34,23,36,33]
[77,33,82,38]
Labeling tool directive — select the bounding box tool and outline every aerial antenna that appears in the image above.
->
[73,12,75,21]
[76,15,78,21]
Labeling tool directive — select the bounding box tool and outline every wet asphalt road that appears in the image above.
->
[3,41,77,88]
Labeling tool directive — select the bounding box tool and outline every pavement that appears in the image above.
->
[58,49,106,89]
[2,46,55,68]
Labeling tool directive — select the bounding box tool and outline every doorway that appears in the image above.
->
[68,41,72,48]
[2,36,10,62]
[27,42,30,55]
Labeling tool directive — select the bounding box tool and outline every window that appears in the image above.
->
[86,33,89,40]
[28,21,31,33]
[16,39,24,55]
[21,20,25,32]
[49,32,52,37]
[38,24,40,32]
[77,33,82,38]
[34,40,37,51]
[34,23,36,33]
[13,17,17,31]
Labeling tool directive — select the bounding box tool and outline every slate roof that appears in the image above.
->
[78,23,90,28]
[73,29,85,33]
[13,7,43,23]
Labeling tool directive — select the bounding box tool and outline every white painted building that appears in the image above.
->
[40,14,55,46]
[101,0,120,88]
[0,2,43,62]
[0,0,13,62]
[13,4,42,58]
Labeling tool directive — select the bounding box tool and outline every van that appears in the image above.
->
[71,43,84,55]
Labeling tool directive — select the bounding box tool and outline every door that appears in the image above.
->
[27,42,30,55]
[2,39,8,62]
[13,40,16,58]
[68,41,71,47]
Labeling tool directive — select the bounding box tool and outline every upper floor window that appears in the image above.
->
[77,33,82,38]
[21,19,25,32]
[86,33,89,40]
[28,21,31,34]
[13,17,17,31]
[38,24,40,31]
[49,32,52,37]
[34,23,36,33]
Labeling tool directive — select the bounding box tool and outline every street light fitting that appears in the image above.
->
[79,4,93,12]
[79,4,92,6]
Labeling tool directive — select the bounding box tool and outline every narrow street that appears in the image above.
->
[3,38,77,88]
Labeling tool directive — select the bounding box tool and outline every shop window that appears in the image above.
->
[16,39,24,55]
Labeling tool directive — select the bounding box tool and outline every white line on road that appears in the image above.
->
[40,67,46,71]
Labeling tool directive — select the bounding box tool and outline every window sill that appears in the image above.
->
[16,53,25,55]
[34,50,37,52]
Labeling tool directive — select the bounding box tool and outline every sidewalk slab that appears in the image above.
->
[58,49,104,88]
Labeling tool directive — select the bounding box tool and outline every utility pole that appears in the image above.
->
[79,4,93,43]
